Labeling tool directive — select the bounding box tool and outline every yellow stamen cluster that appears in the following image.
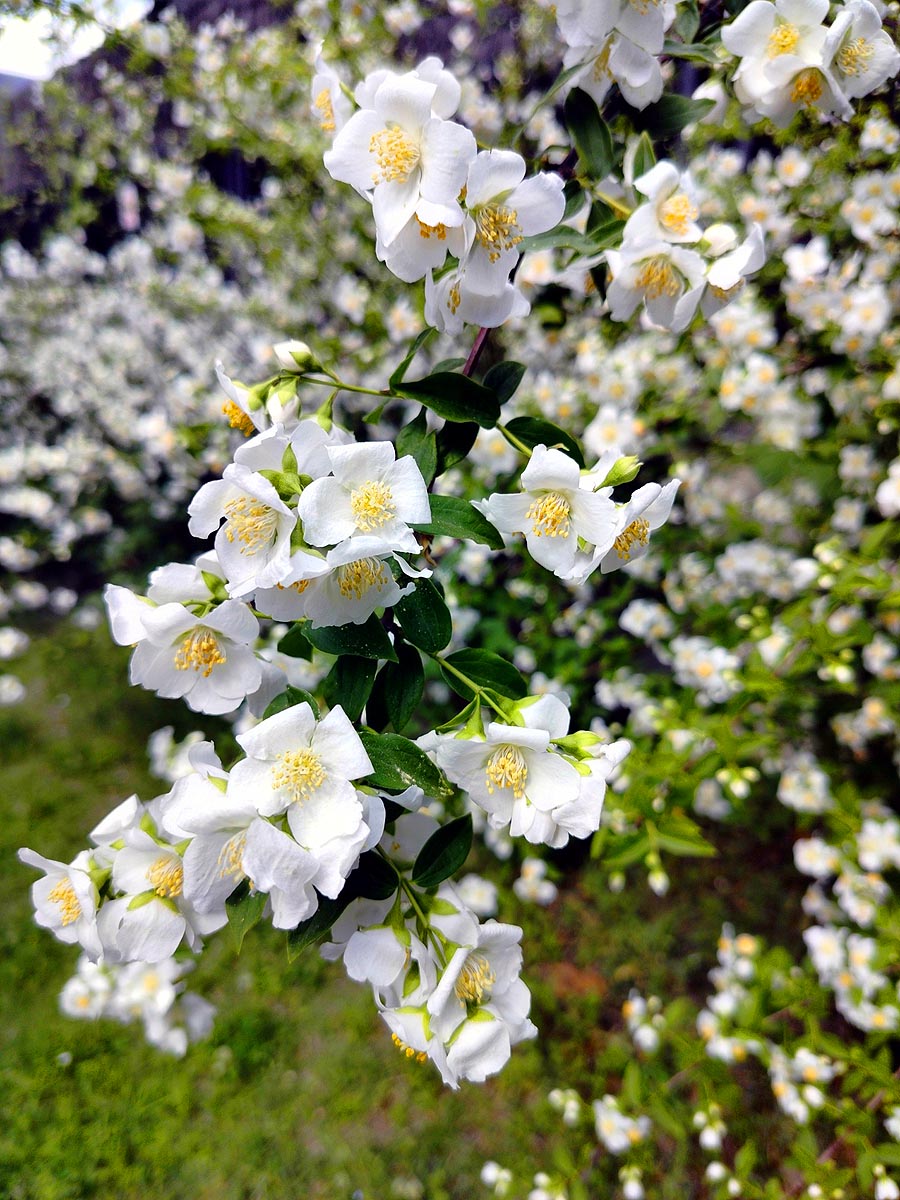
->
[767,22,800,56]
[314,88,336,133]
[48,878,82,926]
[272,747,327,803]
[790,68,824,106]
[224,496,278,554]
[592,44,612,81]
[370,127,420,185]
[174,629,226,677]
[454,951,496,1005]
[149,855,184,898]
[635,256,680,299]
[628,0,661,10]
[709,280,745,304]
[659,193,698,236]
[416,217,447,240]
[614,517,651,561]
[485,744,529,800]
[525,491,571,538]
[475,205,523,263]
[276,578,312,595]
[222,400,255,437]
[837,36,874,76]
[448,283,462,314]
[337,557,389,600]
[217,831,247,881]
[351,480,396,531]
[391,1032,428,1063]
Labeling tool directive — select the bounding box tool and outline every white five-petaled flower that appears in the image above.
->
[605,240,707,332]
[624,162,703,246]
[595,479,681,574]
[824,0,900,100]
[324,72,476,248]
[18,848,102,958]
[477,445,617,578]
[296,442,431,553]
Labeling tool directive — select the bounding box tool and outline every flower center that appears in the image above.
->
[350,480,396,531]
[836,36,874,76]
[790,69,824,106]
[370,126,420,185]
[314,87,336,133]
[48,878,82,926]
[614,517,651,561]
[659,193,698,236]
[768,23,799,56]
[592,43,612,81]
[222,400,255,437]
[337,557,390,600]
[272,748,327,803]
[416,217,447,240]
[485,744,529,799]
[709,280,745,304]
[448,282,462,314]
[148,855,184,898]
[475,204,523,263]
[525,491,571,538]
[224,496,279,553]
[174,628,226,677]
[391,1032,428,1063]
[635,256,681,299]
[217,831,247,882]
[277,578,313,594]
[454,951,496,1005]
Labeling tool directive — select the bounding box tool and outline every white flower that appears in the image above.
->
[310,45,352,137]
[701,225,767,316]
[824,0,900,100]
[606,240,706,332]
[594,479,681,574]
[18,848,102,958]
[624,162,702,246]
[424,251,531,334]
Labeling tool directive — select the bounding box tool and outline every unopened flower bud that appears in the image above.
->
[272,339,321,373]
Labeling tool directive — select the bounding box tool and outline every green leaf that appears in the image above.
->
[413,494,505,550]
[378,643,425,733]
[322,655,376,722]
[632,131,656,178]
[394,579,452,654]
[389,327,436,388]
[655,829,717,858]
[519,225,598,255]
[359,730,454,799]
[352,850,398,900]
[287,892,354,960]
[434,421,479,475]
[276,623,312,660]
[602,832,652,871]
[439,648,528,701]
[396,371,501,428]
[482,361,527,406]
[663,38,719,64]
[564,87,616,178]
[396,409,438,486]
[504,416,586,467]
[305,615,398,662]
[225,881,267,953]
[672,0,699,42]
[411,814,473,888]
[263,685,320,721]
[632,94,716,137]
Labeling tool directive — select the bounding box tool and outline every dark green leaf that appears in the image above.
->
[287,891,354,960]
[359,730,453,799]
[430,357,467,373]
[504,416,586,468]
[396,409,438,485]
[439,648,528,701]
[263,685,320,721]
[396,371,500,428]
[394,579,452,653]
[382,798,407,824]
[632,94,716,137]
[305,615,398,662]
[562,179,587,221]
[672,0,699,42]
[564,87,616,178]
[276,623,312,660]
[663,38,719,64]
[225,881,267,953]
[413,494,505,550]
[434,421,479,475]
[519,225,598,255]
[482,361,527,406]
[389,327,436,388]
[412,814,473,888]
[380,643,425,732]
[632,131,656,178]
[322,655,376,722]
[352,850,398,900]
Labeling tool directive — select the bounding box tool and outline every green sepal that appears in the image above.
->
[201,571,228,601]
[597,455,642,488]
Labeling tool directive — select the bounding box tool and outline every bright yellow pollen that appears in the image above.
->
[768,22,800,55]
[391,1033,427,1063]
[448,283,461,314]
[475,204,523,263]
[635,256,680,299]
[350,480,396,532]
[337,557,390,600]
[485,744,529,800]
[174,629,226,677]
[837,37,874,76]
[148,856,184,898]
[454,951,496,1005]
[370,126,420,185]
[48,878,82,926]
[272,747,326,803]
[525,491,571,538]
[416,217,447,240]
[276,578,312,594]
[217,831,247,881]
[659,193,698,236]
[224,496,278,554]
[790,69,824,106]
[222,400,255,437]
[614,517,651,561]
[314,87,336,133]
